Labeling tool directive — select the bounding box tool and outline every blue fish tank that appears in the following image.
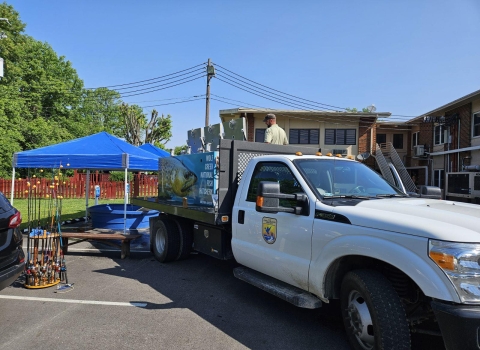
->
[88,204,159,230]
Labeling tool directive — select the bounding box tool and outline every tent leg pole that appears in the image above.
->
[124,168,128,235]
[86,170,90,222]
[10,167,15,205]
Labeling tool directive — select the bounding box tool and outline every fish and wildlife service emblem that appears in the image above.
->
[262,217,277,244]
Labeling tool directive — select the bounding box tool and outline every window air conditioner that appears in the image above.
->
[446,172,480,199]
[414,145,425,157]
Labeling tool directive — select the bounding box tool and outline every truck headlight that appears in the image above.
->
[429,239,480,304]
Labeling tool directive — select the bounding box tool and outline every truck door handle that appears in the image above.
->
[238,210,245,224]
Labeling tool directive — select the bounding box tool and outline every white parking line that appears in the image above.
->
[21,245,150,253]
[61,248,150,253]
[0,295,147,307]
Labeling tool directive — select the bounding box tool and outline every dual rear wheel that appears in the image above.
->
[151,216,193,263]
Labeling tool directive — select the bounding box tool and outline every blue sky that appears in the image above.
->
[9,0,480,148]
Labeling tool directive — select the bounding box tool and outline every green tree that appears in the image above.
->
[0,3,124,177]
[0,3,173,177]
[72,88,122,137]
[174,145,188,155]
[121,104,173,147]
[145,110,172,147]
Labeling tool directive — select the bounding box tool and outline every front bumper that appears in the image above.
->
[431,300,480,350]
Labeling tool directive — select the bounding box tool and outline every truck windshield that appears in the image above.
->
[294,159,404,200]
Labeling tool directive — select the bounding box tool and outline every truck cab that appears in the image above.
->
[231,153,480,350]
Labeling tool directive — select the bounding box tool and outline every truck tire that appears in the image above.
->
[340,269,411,350]
[152,217,180,263]
[173,219,193,261]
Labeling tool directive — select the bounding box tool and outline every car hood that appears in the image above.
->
[325,198,480,242]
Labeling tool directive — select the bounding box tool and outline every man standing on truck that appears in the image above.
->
[264,114,289,145]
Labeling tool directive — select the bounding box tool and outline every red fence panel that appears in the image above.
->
[0,176,158,200]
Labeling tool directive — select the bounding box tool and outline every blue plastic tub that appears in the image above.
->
[88,204,159,230]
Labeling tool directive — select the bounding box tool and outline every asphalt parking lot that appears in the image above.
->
[0,236,446,350]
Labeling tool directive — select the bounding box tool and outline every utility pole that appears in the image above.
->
[205,58,215,126]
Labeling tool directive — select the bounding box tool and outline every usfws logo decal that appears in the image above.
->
[262,217,277,244]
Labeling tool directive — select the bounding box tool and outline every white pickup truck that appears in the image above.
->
[133,139,480,350]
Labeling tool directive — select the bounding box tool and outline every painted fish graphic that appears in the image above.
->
[159,157,198,198]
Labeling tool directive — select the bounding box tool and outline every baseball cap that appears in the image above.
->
[263,113,276,122]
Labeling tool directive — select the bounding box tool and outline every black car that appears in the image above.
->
[0,191,24,291]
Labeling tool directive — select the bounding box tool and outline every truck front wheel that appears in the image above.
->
[340,269,411,350]
[152,217,180,263]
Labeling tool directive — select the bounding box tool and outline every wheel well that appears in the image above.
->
[324,255,423,302]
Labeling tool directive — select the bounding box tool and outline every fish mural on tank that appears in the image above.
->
[158,152,218,206]
[160,157,198,197]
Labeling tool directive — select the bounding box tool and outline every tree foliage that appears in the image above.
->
[121,104,172,147]
[174,145,188,155]
[0,3,174,177]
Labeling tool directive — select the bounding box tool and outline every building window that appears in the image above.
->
[393,134,404,149]
[412,131,419,148]
[434,125,445,145]
[473,111,480,137]
[325,129,356,145]
[289,129,319,144]
[434,169,445,189]
[376,133,386,145]
[255,129,266,142]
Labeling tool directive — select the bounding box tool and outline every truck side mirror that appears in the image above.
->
[418,185,442,199]
[256,182,280,211]
[256,181,307,215]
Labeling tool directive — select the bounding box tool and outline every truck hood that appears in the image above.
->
[325,198,480,242]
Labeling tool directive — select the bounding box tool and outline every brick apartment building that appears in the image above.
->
[216,91,480,203]
[218,108,390,157]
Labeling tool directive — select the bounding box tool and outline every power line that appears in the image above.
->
[213,62,348,110]
[116,72,206,97]
[84,62,206,89]
[138,96,205,109]
[118,74,206,98]
[102,67,205,91]
[215,74,340,112]
[2,63,206,102]
[215,71,342,112]
[132,94,205,104]
[7,96,206,120]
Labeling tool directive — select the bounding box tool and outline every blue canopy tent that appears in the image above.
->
[11,132,160,234]
[138,143,170,158]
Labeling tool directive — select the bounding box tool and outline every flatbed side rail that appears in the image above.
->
[131,197,218,225]
[133,141,320,226]
[218,139,320,216]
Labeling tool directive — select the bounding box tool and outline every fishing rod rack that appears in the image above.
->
[23,169,68,289]
[25,230,66,288]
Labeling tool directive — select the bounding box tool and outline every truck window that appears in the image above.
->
[246,162,304,207]
[294,159,403,199]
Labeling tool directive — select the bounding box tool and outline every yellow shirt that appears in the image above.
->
[264,124,289,145]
